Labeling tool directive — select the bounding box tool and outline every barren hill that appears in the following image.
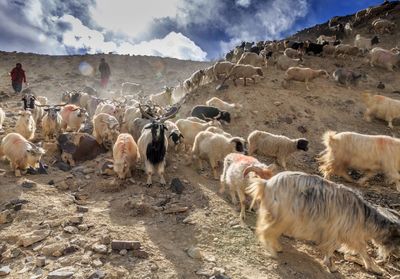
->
[0,2,399,279]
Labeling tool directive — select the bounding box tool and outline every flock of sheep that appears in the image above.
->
[0,1,400,276]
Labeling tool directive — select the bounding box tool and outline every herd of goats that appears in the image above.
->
[1,1,400,276]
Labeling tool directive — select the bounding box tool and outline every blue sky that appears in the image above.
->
[0,0,384,61]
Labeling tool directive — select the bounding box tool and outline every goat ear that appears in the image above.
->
[179,134,184,139]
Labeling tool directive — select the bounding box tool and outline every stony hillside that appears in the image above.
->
[0,2,399,279]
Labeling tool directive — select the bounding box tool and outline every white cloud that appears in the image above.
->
[90,0,180,38]
[116,32,207,61]
[236,0,251,7]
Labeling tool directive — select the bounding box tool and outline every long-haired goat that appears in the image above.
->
[362,92,400,128]
[246,171,400,274]
[318,131,400,191]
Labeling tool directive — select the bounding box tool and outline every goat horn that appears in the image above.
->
[139,104,155,120]
[243,166,264,178]
[54,103,68,107]
[160,105,180,122]
[35,104,50,107]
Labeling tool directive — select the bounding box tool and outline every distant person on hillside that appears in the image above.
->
[9,63,27,94]
[98,58,111,89]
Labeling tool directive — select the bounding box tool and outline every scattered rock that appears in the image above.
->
[18,229,50,247]
[216,84,228,91]
[170,178,184,194]
[297,125,307,134]
[88,270,106,279]
[210,274,230,279]
[377,82,385,89]
[67,215,83,225]
[132,248,149,259]
[0,210,12,224]
[1,247,21,259]
[63,226,79,234]
[273,101,282,106]
[78,224,88,231]
[391,276,400,279]
[279,116,293,124]
[111,240,141,251]
[41,242,66,256]
[20,179,37,189]
[164,206,189,214]
[54,161,72,172]
[36,256,46,267]
[92,259,103,268]
[92,243,108,254]
[0,266,11,276]
[63,245,79,255]
[187,246,203,260]
[100,234,111,245]
[119,249,128,256]
[47,266,75,279]
[76,206,89,213]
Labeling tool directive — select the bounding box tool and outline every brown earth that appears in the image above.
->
[0,3,400,279]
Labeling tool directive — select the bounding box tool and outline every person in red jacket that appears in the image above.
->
[9,63,27,94]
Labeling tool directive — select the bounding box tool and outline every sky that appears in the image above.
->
[0,0,385,61]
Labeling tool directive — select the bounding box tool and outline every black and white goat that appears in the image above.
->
[137,105,179,186]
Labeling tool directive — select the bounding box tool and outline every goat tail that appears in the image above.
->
[246,177,267,211]
[322,130,337,148]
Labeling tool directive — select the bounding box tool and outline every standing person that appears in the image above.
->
[98,58,111,89]
[9,63,27,94]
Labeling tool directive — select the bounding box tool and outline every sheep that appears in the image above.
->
[79,93,91,109]
[213,61,236,80]
[283,48,303,59]
[176,118,222,151]
[185,117,206,123]
[247,130,308,169]
[318,131,400,191]
[283,67,329,91]
[113,133,140,179]
[370,47,400,72]
[60,104,87,132]
[0,132,45,176]
[334,44,360,58]
[0,107,5,130]
[276,55,301,71]
[15,110,36,140]
[121,106,141,132]
[93,113,120,150]
[316,35,336,44]
[372,19,396,34]
[149,87,174,107]
[225,64,263,86]
[332,68,363,87]
[206,97,242,118]
[205,126,232,138]
[42,106,62,141]
[354,34,380,54]
[164,120,184,151]
[246,171,400,274]
[220,153,274,219]
[202,66,215,85]
[121,82,143,96]
[137,106,178,186]
[191,131,246,179]
[183,70,205,92]
[86,96,104,117]
[362,92,400,128]
[94,103,117,117]
[237,52,266,67]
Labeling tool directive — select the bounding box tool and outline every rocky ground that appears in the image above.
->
[0,4,400,279]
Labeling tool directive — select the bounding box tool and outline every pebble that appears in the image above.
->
[78,224,88,231]
[88,270,106,279]
[35,256,46,267]
[297,125,307,134]
[187,246,203,259]
[111,240,141,251]
[92,259,103,268]
[132,249,149,259]
[47,266,75,279]
[76,206,89,213]
[63,245,79,255]
[273,101,282,106]
[0,266,11,276]
[0,210,12,224]
[119,249,128,256]
[92,244,108,254]
[41,242,66,256]
[63,226,79,234]
[170,178,184,194]
[68,215,83,225]
[20,180,37,189]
